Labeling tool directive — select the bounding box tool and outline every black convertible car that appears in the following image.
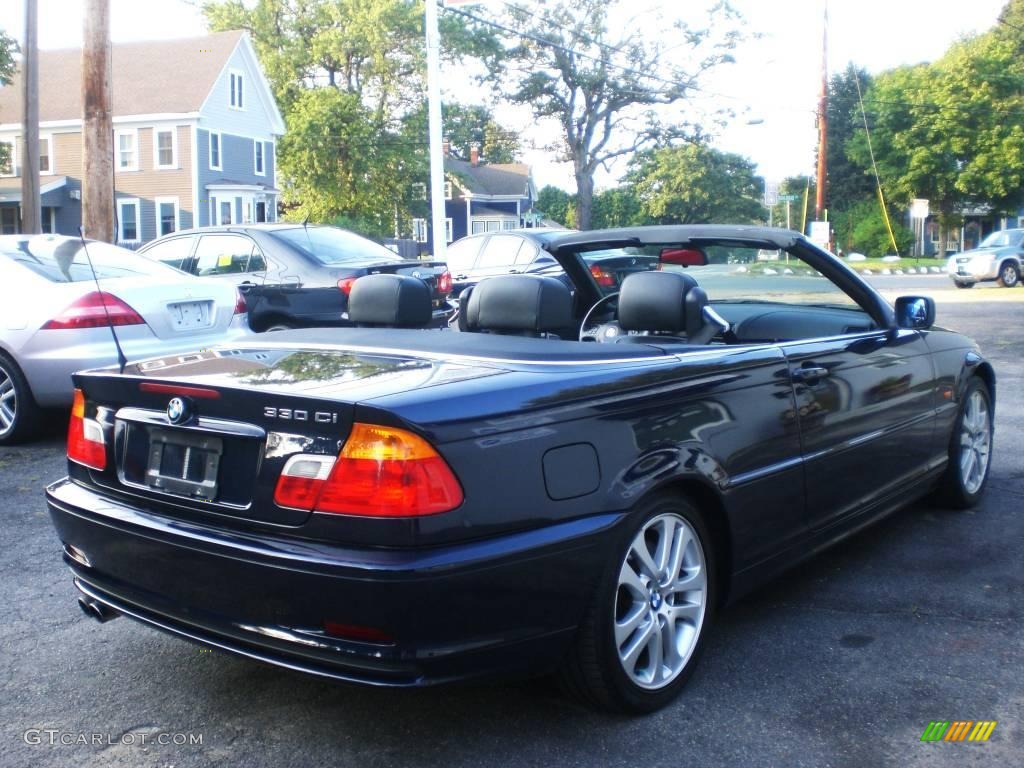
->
[46,226,995,713]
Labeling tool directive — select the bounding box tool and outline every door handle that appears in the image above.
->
[792,366,830,383]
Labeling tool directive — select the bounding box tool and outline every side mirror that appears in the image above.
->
[894,295,935,330]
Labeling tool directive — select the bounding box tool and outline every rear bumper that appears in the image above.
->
[46,478,621,686]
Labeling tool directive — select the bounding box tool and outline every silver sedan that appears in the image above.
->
[0,235,253,444]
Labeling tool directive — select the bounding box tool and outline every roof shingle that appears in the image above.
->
[0,30,245,124]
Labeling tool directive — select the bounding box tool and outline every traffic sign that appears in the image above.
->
[779,194,799,202]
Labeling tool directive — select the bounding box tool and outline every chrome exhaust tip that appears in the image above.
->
[77,596,120,623]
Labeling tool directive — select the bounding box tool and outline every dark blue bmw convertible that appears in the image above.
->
[46,225,995,713]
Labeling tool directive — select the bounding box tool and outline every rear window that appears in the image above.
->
[446,236,484,272]
[0,236,177,283]
[272,226,401,265]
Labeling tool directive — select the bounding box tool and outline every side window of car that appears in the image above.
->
[477,235,524,268]
[193,235,258,276]
[142,236,194,272]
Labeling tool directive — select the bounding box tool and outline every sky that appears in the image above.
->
[0,0,1010,191]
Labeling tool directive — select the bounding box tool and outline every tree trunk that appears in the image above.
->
[575,166,594,231]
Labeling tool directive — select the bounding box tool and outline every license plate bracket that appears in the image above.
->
[145,428,223,501]
[169,301,211,330]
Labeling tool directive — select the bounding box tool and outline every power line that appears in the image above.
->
[442,3,697,96]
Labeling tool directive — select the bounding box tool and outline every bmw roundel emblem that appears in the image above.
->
[167,397,190,424]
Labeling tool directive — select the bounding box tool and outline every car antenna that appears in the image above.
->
[78,226,128,373]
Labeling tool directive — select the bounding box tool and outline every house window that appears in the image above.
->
[502,220,517,231]
[117,198,140,242]
[0,140,16,176]
[412,182,426,201]
[444,181,453,200]
[412,218,428,243]
[154,129,177,169]
[255,201,267,223]
[220,200,233,226]
[39,136,53,174]
[230,70,245,109]
[471,221,485,235]
[445,218,453,243]
[0,206,19,234]
[254,141,265,175]
[156,197,179,237]
[115,129,137,171]
[209,132,221,170]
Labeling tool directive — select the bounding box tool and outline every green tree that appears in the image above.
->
[204,0,495,235]
[0,32,17,173]
[826,64,875,214]
[591,187,642,228]
[850,31,1024,256]
[442,103,520,163]
[536,185,574,226]
[628,144,765,225]
[831,199,913,257]
[477,0,742,229]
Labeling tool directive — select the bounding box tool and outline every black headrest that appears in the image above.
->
[465,275,573,335]
[618,271,706,334]
[347,273,431,328]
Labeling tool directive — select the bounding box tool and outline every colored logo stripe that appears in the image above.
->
[920,721,996,742]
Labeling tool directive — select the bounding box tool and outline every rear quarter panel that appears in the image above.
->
[364,345,805,571]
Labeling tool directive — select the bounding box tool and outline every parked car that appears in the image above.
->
[0,234,251,445]
[946,228,1023,288]
[137,224,453,332]
[47,225,994,713]
[446,228,658,297]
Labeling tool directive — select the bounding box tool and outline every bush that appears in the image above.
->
[834,200,914,257]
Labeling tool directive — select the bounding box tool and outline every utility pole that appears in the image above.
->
[20,0,41,234]
[424,0,447,262]
[82,0,114,243]
[814,2,828,225]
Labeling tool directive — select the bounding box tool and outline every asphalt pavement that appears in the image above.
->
[1,295,1021,768]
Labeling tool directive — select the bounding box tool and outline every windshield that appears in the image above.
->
[575,245,862,308]
[979,230,1023,248]
[273,226,403,265]
[0,236,177,283]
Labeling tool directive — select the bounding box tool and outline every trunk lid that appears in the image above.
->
[73,343,493,527]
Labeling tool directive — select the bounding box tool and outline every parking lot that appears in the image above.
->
[1,292,1021,768]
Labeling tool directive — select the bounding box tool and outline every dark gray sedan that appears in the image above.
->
[139,224,454,331]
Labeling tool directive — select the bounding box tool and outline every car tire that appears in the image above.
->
[953,280,973,289]
[996,261,1020,288]
[559,493,716,713]
[930,377,993,509]
[0,351,42,446]
[264,322,295,332]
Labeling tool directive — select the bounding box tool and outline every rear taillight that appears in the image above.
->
[272,423,464,517]
[589,264,616,287]
[42,291,145,330]
[67,389,106,470]
[234,289,247,315]
[337,277,357,295]
[437,269,452,295]
[273,454,335,510]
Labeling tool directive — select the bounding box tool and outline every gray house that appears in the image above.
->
[0,30,285,244]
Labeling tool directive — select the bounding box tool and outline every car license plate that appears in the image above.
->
[144,428,222,501]
[169,301,211,330]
